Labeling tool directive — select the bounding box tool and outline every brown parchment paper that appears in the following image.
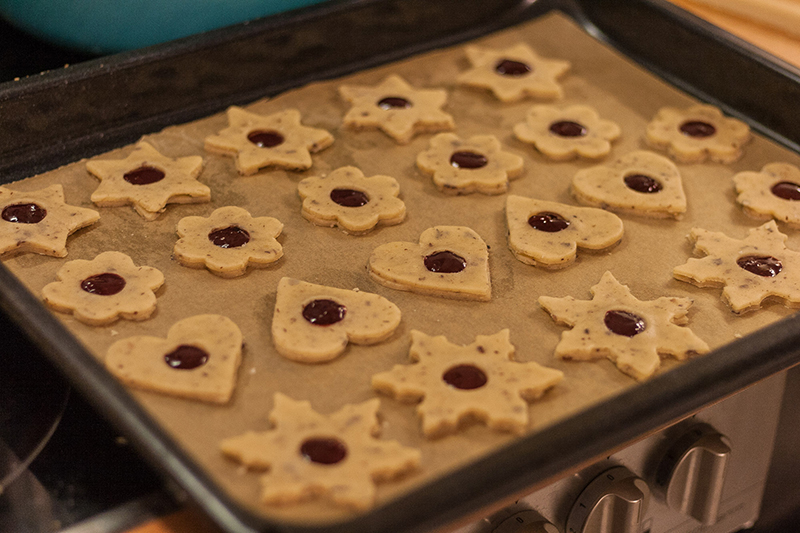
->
[5,12,800,526]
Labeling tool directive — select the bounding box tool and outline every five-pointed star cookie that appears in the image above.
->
[86,141,209,221]
[539,271,709,381]
[220,393,420,510]
[372,329,563,438]
[204,107,334,175]
[0,184,99,257]
[673,221,800,313]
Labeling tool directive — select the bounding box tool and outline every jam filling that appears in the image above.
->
[737,255,782,277]
[378,97,411,110]
[450,151,488,169]
[771,181,800,201]
[549,121,587,137]
[302,299,347,325]
[604,310,646,337]
[528,212,570,233]
[164,345,209,370]
[679,121,716,138]
[80,273,126,296]
[300,437,348,465]
[123,165,165,185]
[494,59,531,77]
[208,226,250,248]
[442,364,487,390]
[247,130,285,148]
[330,188,370,207]
[424,251,467,273]
[624,173,663,194]
[2,203,47,224]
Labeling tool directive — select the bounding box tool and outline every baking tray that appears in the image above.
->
[3,1,800,532]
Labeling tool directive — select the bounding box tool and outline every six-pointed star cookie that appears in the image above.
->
[673,221,800,313]
[539,271,709,380]
[0,184,99,257]
[733,162,800,227]
[339,74,455,144]
[86,141,209,221]
[220,393,420,510]
[372,329,563,438]
[204,107,334,175]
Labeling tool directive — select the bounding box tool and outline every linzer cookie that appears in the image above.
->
[86,141,209,221]
[105,314,243,404]
[372,329,563,438]
[368,226,491,301]
[204,107,334,175]
[673,221,800,313]
[42,251,164,326]
[733,163,800,227]
[220,393,420,510]
[0,184,99,257]
[506,195,623,268]
[297,166,406,234]
[271,277,401,363]
[539,271,709,381]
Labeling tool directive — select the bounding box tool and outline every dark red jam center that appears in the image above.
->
[450,151,488,169]
[330,188,370,207]
[494,59,532,77]
[302,299,347,325]
[528,212,570,233]
[123,165,165,185]
[1,203,47,224]
[624,174,663,194]
[549,121,587,137]
[604,310,646,337]
[208,226,250,248]
[378,97,411,110]
[737,255,782,277]
[80,273,126,296]
[247,130,285,148]
[164,345,209,370]
[771,181,800,201]
[679,121,716,138]
[442,364,488,390]
[424,251,467,273]
[300,437,348,465]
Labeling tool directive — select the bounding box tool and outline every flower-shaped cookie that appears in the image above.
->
[513,104,621,161]
[539,271,709,381]
[220,393,420,510]
[673,221,800,313]
[174,206,283,278]
[204,107,334,175]
[86,141,209,221]
[368,226,491,301]
[645,104,751,163]
[42,251,164,326]
[506,195,624,268]
[297,166,406,234]
[105,314,243,404]
[339,74,455,144]
[571,150,687,219]
[372,329,563,438]
[0,184,99,257]
[272,277,402,363]
[456,43,571,102]
[416,133,524,195]
[733,162,800,227]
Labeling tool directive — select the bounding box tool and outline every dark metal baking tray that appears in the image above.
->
[2,1,800,532]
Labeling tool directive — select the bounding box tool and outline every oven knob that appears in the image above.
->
[655,424,730,525]
[566,466,650,533]
[492,510,560,533]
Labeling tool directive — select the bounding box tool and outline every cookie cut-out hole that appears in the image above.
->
[300,437,348,465]
[2,203,47,224]
[679,121,716,138]
[771,181,800,201]
[442,364,487,390]
[330,188,370,207]
[247,130,285,148]
[123,165,166,185]
[528,212,570,233]
[302,299,347,326]
[604,310,646,337]
[624,173,663,194]
[164,344,209,370]
[737,255,782,277]
[449,151,488,169]
[494,59,531,77]
[549,121,587,137]
[424,250,467,273]
[208,226,250,248]
[80,273,126,296]
[377,96,412,110]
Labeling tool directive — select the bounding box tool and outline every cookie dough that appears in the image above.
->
[733,162,800,227]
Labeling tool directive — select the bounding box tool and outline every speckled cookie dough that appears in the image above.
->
[204,107,334,175]
[673,221,800,314]
[416,133,524,195]
[733,162,800,227]
[372,329,563,438]
[86,141,209,221]
[506,195,623,268]
[105,314,243,404]
[513,104,621,161]
[297,166,406,234]
[456,43,570,102]
[368,226,491,301]
[271,277,402,363]
[41,251,164,326]
[174,206,283,278]
[645,104,751,164]
[220,393,420,510]
[339,74,455,144]
[539,271,709,381]
[571,150,687,219]
[0,184,99,257]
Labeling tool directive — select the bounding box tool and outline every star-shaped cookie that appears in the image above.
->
[220,393,420,510]
[539,271,709,380]
[733,162,800,227]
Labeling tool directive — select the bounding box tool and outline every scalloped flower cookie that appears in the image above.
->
[42,251,164,326]
[297,166,406,234]
[220,393,420,510]
[204,107,334,175]
[456,43,570,102]
[0,184,99,257]
[733,162,800,227]
[174,206,283,278]
[645,104,751,163]
[86,141,209,221]
[416,133,524,195]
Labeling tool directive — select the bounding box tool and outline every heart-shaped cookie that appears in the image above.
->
[368,226,491,301]
[272,277,402,363]
[105,314,243,404]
